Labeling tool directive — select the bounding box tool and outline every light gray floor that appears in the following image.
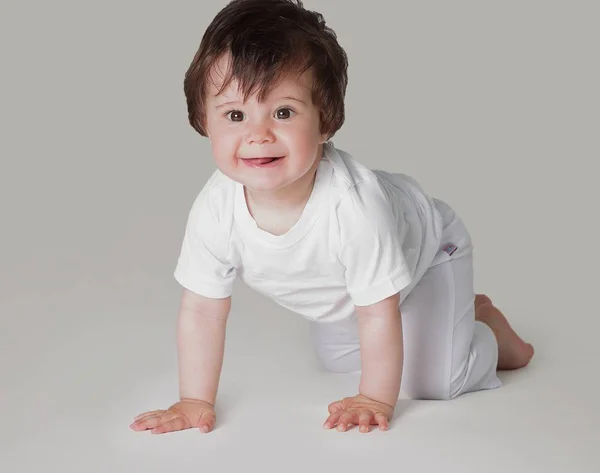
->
[2,275,599,472]
[2,1,599,472]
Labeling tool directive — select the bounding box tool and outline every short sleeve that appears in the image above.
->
[173,186,237,299]
[337,179,412,307]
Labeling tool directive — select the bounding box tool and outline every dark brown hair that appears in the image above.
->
[183,0,349,138]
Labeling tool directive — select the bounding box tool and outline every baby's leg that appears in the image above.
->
[310,314,362,374]
[310,251,504,400]
[397,253,503,400]
[309,293,495,375]
[309,250,502,398]
[310,259,533,400]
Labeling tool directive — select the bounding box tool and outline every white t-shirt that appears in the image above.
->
[174,141,444,323]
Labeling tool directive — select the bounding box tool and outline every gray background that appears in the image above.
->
[2,0,598,471]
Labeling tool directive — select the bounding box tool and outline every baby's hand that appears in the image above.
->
[323,394,394,433]
[130,398,216,434]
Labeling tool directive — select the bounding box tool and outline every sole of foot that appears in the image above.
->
[475,299,534,370]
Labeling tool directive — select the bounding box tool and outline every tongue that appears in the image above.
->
[252,157,278,165]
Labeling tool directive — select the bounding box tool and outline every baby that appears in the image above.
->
[130,0,534,435]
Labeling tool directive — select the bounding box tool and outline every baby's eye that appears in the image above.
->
[226,110,245,122]
[275,107,295,120]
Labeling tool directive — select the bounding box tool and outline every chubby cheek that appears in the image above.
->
[209,128,241,164]
[211,137,236,160]
[279,124,322,161]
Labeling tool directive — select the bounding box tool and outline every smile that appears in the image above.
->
[241,156,284,168]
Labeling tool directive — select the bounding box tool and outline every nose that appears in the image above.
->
[246,118,275,145]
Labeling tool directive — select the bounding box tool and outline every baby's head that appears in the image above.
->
[183,0,348,192]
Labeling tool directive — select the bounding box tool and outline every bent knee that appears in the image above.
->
[402,378,458,401]
[315,350,361,373]
[320,360,357,373]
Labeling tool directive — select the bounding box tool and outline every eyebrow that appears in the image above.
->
[214,95,307,109]
[215,100,239,110]
[279,96,306,105]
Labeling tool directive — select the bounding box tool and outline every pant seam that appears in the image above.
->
[444,259,456,400]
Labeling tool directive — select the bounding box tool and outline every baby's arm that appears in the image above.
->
[130,288,230,434]
[322,293,402,433]
[177,288,231,405]
[355,292,403,408]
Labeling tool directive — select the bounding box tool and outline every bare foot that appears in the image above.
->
[475,295,534,370]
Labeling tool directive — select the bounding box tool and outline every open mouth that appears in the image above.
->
[241,156,284,167]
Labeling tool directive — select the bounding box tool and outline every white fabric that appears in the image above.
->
[174,141,444,322]
[310,199,502,400]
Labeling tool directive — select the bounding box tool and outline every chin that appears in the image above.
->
[242,178,288,192]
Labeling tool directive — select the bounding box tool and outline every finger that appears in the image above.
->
[132,413,171,431]
[130,413,163,430]
[374,412,389,430]
[327,400,344,414]
[323,410,345,429]
[133,410,163,421]
[358,410,372,433]
[151,415,189,434]
[336,411,357,432]
[198,412,216,433]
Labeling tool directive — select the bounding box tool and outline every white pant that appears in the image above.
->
[309,199,502,400]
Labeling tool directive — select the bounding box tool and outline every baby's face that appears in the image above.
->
[204,54,328,193]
